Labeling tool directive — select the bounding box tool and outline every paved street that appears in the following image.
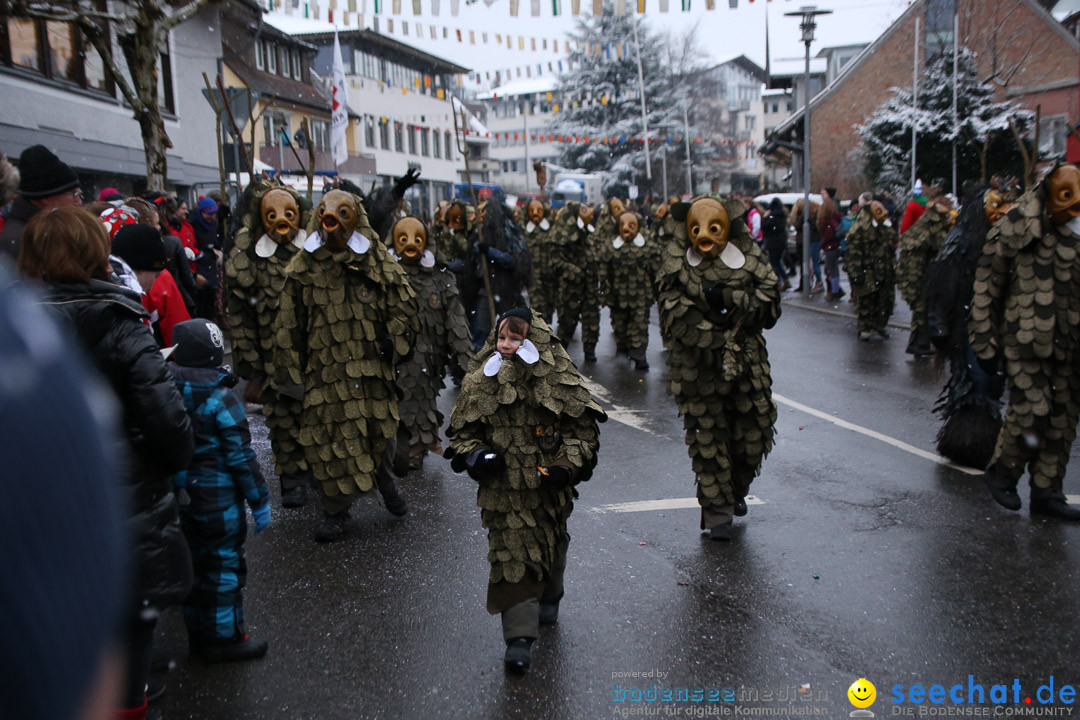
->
[154,299,1080,719]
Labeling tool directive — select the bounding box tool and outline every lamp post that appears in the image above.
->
[654,121,677,200]
[785,5,830,298]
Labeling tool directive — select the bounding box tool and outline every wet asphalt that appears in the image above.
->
[154,292,1080,720]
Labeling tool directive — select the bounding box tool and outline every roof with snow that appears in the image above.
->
[1053,0,1080,19]
[475,76,560,101]
[705,55,767,83]
[263,12,469,75]
[768,57,827,79]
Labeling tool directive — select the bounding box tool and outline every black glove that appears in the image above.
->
[539,465,574,491]
[465,449,505,482]
[704,286,727,311]
[379,337,396,364]
[393,168,422,196]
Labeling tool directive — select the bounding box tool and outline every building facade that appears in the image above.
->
[692,55,767,194]
[476,77,563,197]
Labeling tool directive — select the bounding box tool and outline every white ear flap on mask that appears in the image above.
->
[718,243,745,269]
[540,218,550,231]
[483,353,503,377]
[516,339,539,364]
[633,233,646,247]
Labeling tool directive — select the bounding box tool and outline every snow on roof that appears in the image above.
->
[1053,0,1080,19]
[263,12,350,36]
[769,57,827,78]
[762,88,791,97]
[475,76,560,100]
[451,97,493,142]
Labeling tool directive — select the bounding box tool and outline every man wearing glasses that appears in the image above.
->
[0,144,83,262]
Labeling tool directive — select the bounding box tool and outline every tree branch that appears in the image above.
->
[161,0,216,32]
[76,15,143,114]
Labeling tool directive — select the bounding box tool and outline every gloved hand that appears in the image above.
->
[394,167,422,195]
[451,448,505,482]
[539,465,574,491]
[379,336,396,364]
[704,286,728,312]
[251,503,271,534]
[479,244,514,269]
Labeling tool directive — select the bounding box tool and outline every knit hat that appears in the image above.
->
[911,179,923,196]
[197,197,218,214]
[171,319,225,368]
[111,224,167,272]
[98,187,123,204]
[98,207,136,241]
[16,145,80,199]
[825,187,837,200]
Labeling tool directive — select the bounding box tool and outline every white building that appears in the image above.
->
[475,77,563,197]
[694,55,768,194]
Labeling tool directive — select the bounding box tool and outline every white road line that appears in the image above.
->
[773,392,984,476]
[583,378,661,437]
[592,495,765,514]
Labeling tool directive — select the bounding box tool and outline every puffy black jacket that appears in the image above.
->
[0,196,40,262]
[41,279,194,608]
[761,212,788,254]
[188,211,220,290]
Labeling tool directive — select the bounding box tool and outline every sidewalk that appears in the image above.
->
[777,274,912,331]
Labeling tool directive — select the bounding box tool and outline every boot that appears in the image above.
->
[280,483,307,509]
[810,281,824,295]
[984,465,1021,511]
[376,465,408,517]
[733,498,748,517]
[504,637,533,671]
[191,634,268,663]
[628,347,649,371]
[876,328,890,339]
[583,343,597,363]
[709,522,733,541]
[314,511,349,542]
[391,429,412,477]
[539,592,563,625]
[1030,496,1080,520]
[858,331,872,341]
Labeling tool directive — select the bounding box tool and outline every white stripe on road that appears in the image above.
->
[773,392,984,476]
[592,495,765,514]
[583,378,661,437]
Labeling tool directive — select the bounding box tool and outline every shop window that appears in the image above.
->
[292,49,301,80]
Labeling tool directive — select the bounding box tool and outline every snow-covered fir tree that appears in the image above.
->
[857,47,1034,194]
[550,5,711,198]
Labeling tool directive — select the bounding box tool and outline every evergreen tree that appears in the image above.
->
[550,4,707,198]
[857,47,1034,194]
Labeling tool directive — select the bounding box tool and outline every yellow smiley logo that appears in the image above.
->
[848,678,877,709]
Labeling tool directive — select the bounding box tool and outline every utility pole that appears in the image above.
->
[786,5,831,299]
[631,12,652,187]
[952,11,959,195]
[523,95,530,192]
[683,103,692,196]
[912,15,920,190]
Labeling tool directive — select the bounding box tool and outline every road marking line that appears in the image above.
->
[591,496,765,514]
[782,297,909,330]
[583,378,661,437]
[773,392,983,476]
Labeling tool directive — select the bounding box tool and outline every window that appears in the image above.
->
[408,125,417,154]
[292,50,301,80]
[1040,115,1068,157]
[267,42,277,74]
[2,17,114,95]
[255,39,265,70]
[745,116,755,130]
[925,0,957,59]
[379,119,390,150]
[280,45,290,77]
[264,112,288,147]
[157,45,174,113]
[432,129,440,158]
[394,122,403,152]
[445,131,453,159]
[364,114,376,148]
[421,128,430,156]
[310,118,331,152]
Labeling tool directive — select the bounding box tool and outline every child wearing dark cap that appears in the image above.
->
[110,222,190,346]
[169,319,272,663]
[445,308,606,672]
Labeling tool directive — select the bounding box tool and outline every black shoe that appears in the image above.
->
[191,634,268,664]
[539,593,563,625]
[314,512,349,542]
[733,498,747,517]
[146,677,166,703]
[376,469,408,517]
[984,468,1021,511]
[504,637,533,671]
[634,357,649,371]
[1030,497,1080,521]
[709,523,732,541]
[583,344,597,363]
[281,484,307,508]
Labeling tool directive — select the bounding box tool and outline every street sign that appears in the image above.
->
[628,185,639,199]
[201,87,259,137]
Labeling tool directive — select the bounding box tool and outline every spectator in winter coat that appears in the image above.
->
[111,223,191,347]
[128,196,197,314]
[791,198,824,294]
[0,145,83,261]
[0,263,130,720]
[900,179,929,234]
[189,197,221,320]
[18,206,194,720]
[742,195,763,245]
[169,319,271,663]
[761,198,790,291]
[817,187,844,300]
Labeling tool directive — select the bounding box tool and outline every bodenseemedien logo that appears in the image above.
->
[849,678,877,717]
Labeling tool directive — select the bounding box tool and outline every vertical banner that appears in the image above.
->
[348,0,357,11]
[659,0,667,10]
[392,0,400,13]
[432,0,440,13]
[413,0,421,13]
[637,0,644,12]
[552,0,560,15]
[593,0,602,14]
[469,30,475,43]
[331,31,349,167]
[572,0,580,13]
[531,0,540,15]
[451,0,460,14]
[387,17,393,31]
[510,0,520,14]
[614,0,625,13]
[706,0,714,9]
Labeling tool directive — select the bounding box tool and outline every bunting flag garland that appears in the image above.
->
[451,0,459,14]
[431,0,439,13]
[392,0,400,13]
[412,0,421,12]
[572,0,580,13]
[614,0,625,14]
[531,0,541,15]
[592,0,601,14]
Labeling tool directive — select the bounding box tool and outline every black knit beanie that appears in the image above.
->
[17,145,79,199]
[111,224,167,272]
[172,320,226,368]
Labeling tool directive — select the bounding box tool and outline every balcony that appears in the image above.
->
[259,147,376,176]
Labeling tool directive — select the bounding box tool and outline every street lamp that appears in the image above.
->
[784,5,830,298]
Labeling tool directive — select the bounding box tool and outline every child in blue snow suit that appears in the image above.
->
[169,319,272,663]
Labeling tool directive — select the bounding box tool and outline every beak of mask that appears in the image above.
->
[618,212,639,241]
[261,189,300,244]
[317,190,360,249]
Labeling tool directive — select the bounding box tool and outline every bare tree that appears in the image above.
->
[959,0,1057,92]
[6,0,219,190]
